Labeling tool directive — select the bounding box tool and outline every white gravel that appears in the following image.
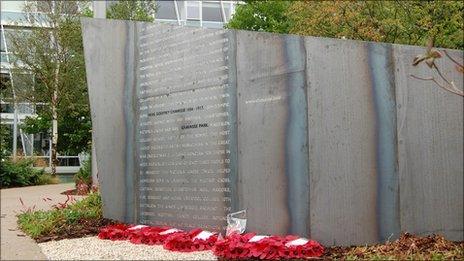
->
[39,236,217,260]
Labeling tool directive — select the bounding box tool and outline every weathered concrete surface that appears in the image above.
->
[81,18,463,246]
[0,183,77,260]
[394,46,464,241]
[236,31,309,236]
[81,18,138,223]
[305,38,379,245]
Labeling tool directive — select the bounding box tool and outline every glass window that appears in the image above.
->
[61,1,78,14]
[3,29,31,53]
[1,11,27,23]
[0,31,5,52]
[36,1,51,12]
[1,1,25,12]
[185,20,200,27]
[228,2,239,19]
[3,29,15,52]
[202,21,224,29]
[156,0,177,20]
[202,1,221,22]
[223,4,231,20]
[186,1,200,20]
[0,73,13,102]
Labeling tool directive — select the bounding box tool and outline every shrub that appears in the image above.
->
[74,157,91,185]
[0,158,49,188]
[37,173,60,185]
[74,157,92,194]
[17,192,102,239]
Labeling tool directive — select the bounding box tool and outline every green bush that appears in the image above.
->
[0,158,48,188]
[37,173,60,186]
[74,157,91,186]
[17,192,102,239]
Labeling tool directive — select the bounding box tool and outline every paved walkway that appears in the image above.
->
[1,183,76,260]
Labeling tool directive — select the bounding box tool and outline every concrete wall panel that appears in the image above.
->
[81,18,463,245]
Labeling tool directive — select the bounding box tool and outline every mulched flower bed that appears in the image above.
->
[35,218,115,243]
[33,217,463,260]
[322,233,464,260]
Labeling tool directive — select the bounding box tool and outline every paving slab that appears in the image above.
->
[1,183,76,260]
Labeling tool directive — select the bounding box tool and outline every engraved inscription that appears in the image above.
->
[137,24,231,231]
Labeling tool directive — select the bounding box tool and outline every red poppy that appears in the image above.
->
[163,228,218,252]
[98,224,325,259]
[98,224,130,241]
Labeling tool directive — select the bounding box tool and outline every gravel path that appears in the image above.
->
[39,236,217,260]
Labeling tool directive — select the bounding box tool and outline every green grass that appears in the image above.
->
[17,192,102,239]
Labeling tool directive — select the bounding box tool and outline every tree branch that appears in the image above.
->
[443,50,464,69]
[410,74,464,96]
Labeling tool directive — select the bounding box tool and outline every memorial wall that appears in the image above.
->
[82,18,463,246]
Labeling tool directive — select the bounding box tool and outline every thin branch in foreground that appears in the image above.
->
[432,62,453,86]
[410,74,464,97]
[443,50,464,70]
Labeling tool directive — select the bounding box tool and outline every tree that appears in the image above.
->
[288,1,463,49]
[106,1,157,22]
[226,1,463,50]
[7,1,159,176]
[0,125,12,160]
[226,0,292,34]
[8,1,89,176]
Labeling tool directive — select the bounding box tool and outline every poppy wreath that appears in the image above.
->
[98,225,324,259]
[163,228,219,252]
[212,233,324,260]
[127,226,179,245]
[281,236,325,259]
[213,232,256,259]
[98,223,131,241]
[98,224,182,245]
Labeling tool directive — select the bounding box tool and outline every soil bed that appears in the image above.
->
[35,218,115,243]
[322,233,463,260]
[37,222,463,260]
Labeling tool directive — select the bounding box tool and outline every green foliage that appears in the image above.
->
[227,1,463,49]
[288,1,463,49]
[57,109,91,155]
[6,1,91,169]
[226,0,292,33]
[17,192,102,239]
[37,173,60,186]
[0,124,12,159]
[7,2,89,107]
[107,1,158,22]
[5,1,160,158]
[21,114,52,135]
[0,158,48,188]
[21,110,91,155]
[74,157,91,186]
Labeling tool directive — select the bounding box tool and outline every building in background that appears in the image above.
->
[155,0,238,28]
[1,1,89,174]
[1,0,238,173]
